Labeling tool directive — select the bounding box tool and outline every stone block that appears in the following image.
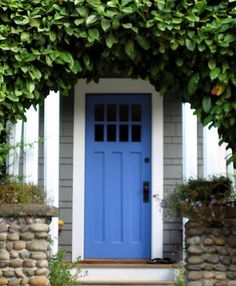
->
[30,276,49,286]
[0,249,9,260]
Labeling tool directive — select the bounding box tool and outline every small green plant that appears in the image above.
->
[49,250,83,286]
[174,263,186,286]
[0,176,46,204]
[163,176,235,219]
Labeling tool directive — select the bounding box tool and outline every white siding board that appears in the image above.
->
[24,106,39,184]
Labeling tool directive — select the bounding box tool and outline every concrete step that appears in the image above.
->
[75,263,177,286]
[79,280,175,285]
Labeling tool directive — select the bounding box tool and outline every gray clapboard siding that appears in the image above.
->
[40,87,204,261]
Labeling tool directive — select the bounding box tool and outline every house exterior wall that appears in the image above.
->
[56,88,188,260]
[37,82,202,260]
[58,93,74,257]
[163,93,183,261]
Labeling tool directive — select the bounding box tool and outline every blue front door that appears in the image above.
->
[85,93,151,258]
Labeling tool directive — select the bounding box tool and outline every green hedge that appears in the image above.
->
[0,0,236,161]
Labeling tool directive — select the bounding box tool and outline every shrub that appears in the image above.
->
[49,250,82,286]
[162,176,235,219]
[0,177,45,204]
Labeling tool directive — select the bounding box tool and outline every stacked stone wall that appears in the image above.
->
[0,205,57,286]
[186,219,236,286]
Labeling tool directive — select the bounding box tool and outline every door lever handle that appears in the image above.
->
[143,181,149,203]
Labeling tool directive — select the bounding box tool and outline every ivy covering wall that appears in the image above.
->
[0,0,236,161]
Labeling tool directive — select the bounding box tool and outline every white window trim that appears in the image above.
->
[72,79,163,260]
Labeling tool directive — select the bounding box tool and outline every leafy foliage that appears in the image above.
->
[0,0,236,160]
[0,177,45,204]
[163,176,235,220]
[49,250,82,286]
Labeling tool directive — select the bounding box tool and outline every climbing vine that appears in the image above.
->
[0,0,236,161]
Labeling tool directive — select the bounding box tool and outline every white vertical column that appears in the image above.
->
[182,103,198,179]
[226,149,235,189]
[182,103,198,258]
[7,121,23,177]
[44,91,60,254]
[203,126,227,177]
[24,107,39,184]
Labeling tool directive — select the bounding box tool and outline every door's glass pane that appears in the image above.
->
[107,125,116,142]
[95,104,104,121]
[107,105,116,121]
[132,105,141,121]
[119,105,129,121]
[132,125,141,142]
[119,125,129,142]
[95,125,104,142]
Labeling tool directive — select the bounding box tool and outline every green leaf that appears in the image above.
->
[121,0,132,6]
[112,18,120,29]
[122,23,132,29]
[172,18,182,24]
[224,34,236,44]
[83,54,91,68]
[7,93,19,102]
[187,73,200,95]
[121,6,133,13]
[77,7,88,17]
[175,58,183,67]
[203,115,213,126]
[86,15,99,26]
[222,61,229,73]
[26,80,35,93]
[0,123,3,134]
[88,29,100,40]
[202,96,212,113]
[75,19,84,26]
[210,67,220,80]
[185,14,199,22]
[125,40,135,60]
[208,59,216,70]
[101,19,110,32]
[60,51,74,67]
[106,32,117,48]
[21,32,30,42]
[30,67,42,80]
[186,39,195,51]
[107,1,118,8]
[136,35,150,50]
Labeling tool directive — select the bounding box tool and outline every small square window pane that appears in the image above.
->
[132,105,141,121]
[119,105,129,121]
[107,125,116,142]
[95,125,104,142]
[95,104,104,121]
[119,125,129,142]
[107,105,116,121]
[132,125,141,142]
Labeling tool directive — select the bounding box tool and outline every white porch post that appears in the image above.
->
[182,103,198,179]
[203,126,227,177]
[44,91,60,254]
[7,121,23,177]
[24,107,39,184]
[182,103,198,256]
[226,149,235,189]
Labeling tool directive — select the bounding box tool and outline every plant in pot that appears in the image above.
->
[162,176,236,221]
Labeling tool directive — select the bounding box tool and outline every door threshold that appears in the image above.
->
[78,259,178,268]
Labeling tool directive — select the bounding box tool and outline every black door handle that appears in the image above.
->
[143,181,149,203]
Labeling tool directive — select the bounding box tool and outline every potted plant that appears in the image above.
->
[162,175,236,221]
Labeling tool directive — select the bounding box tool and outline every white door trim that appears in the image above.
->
[72,79,163,260]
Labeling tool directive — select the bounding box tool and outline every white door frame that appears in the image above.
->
[72,79,163,260]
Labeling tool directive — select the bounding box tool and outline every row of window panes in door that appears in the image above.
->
[95,124,141,142]
[95,104,141,122]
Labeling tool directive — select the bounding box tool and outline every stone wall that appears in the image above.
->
[0,205,57,286]
[185,218,236,286]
